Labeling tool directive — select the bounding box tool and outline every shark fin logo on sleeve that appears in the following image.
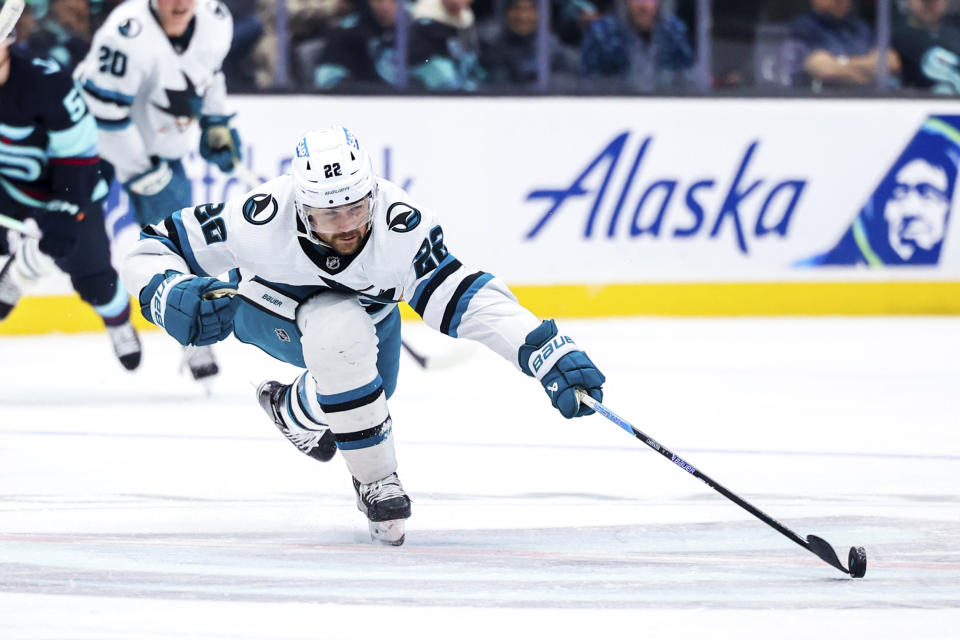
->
[800,115,960,267]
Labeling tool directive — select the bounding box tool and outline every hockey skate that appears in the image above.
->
[181,345,219,381]
[353,473,411,546]
[257,380,337,462]
[106,320,142,371]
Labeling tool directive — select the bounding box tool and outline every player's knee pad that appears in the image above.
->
[298,293,394,481]
[298,292,379,390]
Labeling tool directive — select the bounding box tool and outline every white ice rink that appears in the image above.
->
[1,317,959,639]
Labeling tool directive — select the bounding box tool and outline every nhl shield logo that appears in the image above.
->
[275,328,291,343]
[326,256,340,270]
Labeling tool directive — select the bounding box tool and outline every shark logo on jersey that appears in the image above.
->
[118,18,142,38]
[153,73,202,128]
[800,115,960,266]
[386,202,421,233]
[242,193,279,225]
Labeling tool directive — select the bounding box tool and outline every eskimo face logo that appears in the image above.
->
[242,193,278,225]
[386,202,421,233]
[884,159,950,261]
[118,18,141,38]
[800,115,960,267]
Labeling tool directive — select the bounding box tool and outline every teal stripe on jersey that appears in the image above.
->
[0,176,46,208]
[445,273,494,338]
[0,123,36,140]
[48,115,98,158]
[81,80,135,106]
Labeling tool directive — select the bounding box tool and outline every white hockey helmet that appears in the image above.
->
[291,126,378,243]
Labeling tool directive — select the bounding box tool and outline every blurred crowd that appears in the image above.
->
[10,0,960,94]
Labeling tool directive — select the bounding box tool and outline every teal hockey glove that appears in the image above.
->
[140,271,237,346]
[199,115,242,172]
[518,320,605,419]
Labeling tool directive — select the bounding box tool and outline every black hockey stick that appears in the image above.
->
[576,390,867,578]
[401,339,429,368]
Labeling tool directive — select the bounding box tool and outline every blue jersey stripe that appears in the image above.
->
[317,375,383,406]
[443,272,494,338]
[81,80,135,106]
[409,254,460,316]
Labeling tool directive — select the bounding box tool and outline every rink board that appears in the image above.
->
[7,97,960,335]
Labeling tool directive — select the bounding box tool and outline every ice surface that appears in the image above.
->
[1,317,959,638]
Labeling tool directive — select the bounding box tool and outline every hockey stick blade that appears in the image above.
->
[804,535,848,573]
[576,390,867,578]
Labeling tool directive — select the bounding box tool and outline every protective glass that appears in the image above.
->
[303,194,373,236]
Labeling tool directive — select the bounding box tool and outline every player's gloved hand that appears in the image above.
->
[36,210,80,258]
[518,319,605,419]
[199,115,242,173]
[139,270,238,346]
[124,158,190,226]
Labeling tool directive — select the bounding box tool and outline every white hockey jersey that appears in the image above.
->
[74,0,233,182]
[121,176,542,368]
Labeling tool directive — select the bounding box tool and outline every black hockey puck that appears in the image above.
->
[848,546,867,578]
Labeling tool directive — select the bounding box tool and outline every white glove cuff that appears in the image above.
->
[527,336,578,381]
[150,274,194,328]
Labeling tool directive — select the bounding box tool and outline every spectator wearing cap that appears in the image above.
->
[479,0,578,87]
[781,0,900,88]
[579,0,694,91]
[894,0,960,93]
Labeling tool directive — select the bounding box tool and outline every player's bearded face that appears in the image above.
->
[304,196,373,255]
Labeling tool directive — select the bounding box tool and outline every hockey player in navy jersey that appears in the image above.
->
[121,126,606,545]
[0,25,141,370]
[75,0,240,381]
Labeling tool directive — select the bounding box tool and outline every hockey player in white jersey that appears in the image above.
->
[120,126,606,545]
[75,0,240,381]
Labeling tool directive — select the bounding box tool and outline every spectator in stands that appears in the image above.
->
[781,0,900,88]
[223,0,266,92]
[479,0,578,87]
[894,0,960,93]
[253,0,350,88]
[408,0,485,90]
[312,0,399,88]
[580,0,694,92]
[25,0,90,69]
